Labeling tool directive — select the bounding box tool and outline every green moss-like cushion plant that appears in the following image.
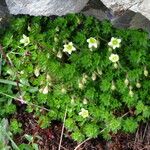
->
[0,14,150,142]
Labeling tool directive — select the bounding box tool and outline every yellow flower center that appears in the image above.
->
[89,38,96,43]
[67,45,73,51]
[112,39,118,45]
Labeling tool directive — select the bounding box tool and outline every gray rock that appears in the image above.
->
[82,0,108,21]
[130,13,150,34]
[111,10,136,28]
[100,0,150,21]
[5,0,89,16]
[0,0,10,28]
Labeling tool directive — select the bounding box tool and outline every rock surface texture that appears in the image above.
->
[5,0,89,16]
[100,0,150,21]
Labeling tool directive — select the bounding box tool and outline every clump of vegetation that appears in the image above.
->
[0,14,150,143]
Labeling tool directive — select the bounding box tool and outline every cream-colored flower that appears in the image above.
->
[20,34,30,46]
[79,108,89,118]
[108,37,121,49]
[57,51,63,58]
[87,37,98,49]
[63,42,76,54]
[109,53,119,63]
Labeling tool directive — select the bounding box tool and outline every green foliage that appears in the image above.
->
[122,118,138,133]
[0,13,150,142]
[10,119,22,134]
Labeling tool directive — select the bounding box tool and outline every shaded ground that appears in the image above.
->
[11,107,150,150]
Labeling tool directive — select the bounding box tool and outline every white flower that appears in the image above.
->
[79,108,89,118]
[57,51,62,58]
[109,53,119,63]
[20,34,30,46]
[108,37,121,49]
[87,37,98,49]
[63,42,76,54]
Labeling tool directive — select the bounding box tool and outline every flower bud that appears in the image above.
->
[61,88,67,94]
[144,67,148,77]
[124,78,129,86]
[34,67,40,77]
[129,90,134,97]
[92,72,96,81]
[129,85,133,90]
[83,98,88,104]
[20,70,24,75]
[111,81,116,91]
[27,25,31,31]
[46,74,51,82]
[55,26,59,32]
[78,82,84,89]
[54,37,59,42]
[136,82,141,88]
[43,85,49,94]
[82,73,88,84]
[97,68,102,75]
[57,51,62,58]
[108,47,112,52]
[114,63,118,69]
[71,96,75,105]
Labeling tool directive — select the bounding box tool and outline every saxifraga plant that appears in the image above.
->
[0,14,150,142]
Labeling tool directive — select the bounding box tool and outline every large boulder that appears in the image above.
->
[5,0,89,16]
[100,0,150,21]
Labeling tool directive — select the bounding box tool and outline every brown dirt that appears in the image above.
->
[11,108,150,150]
